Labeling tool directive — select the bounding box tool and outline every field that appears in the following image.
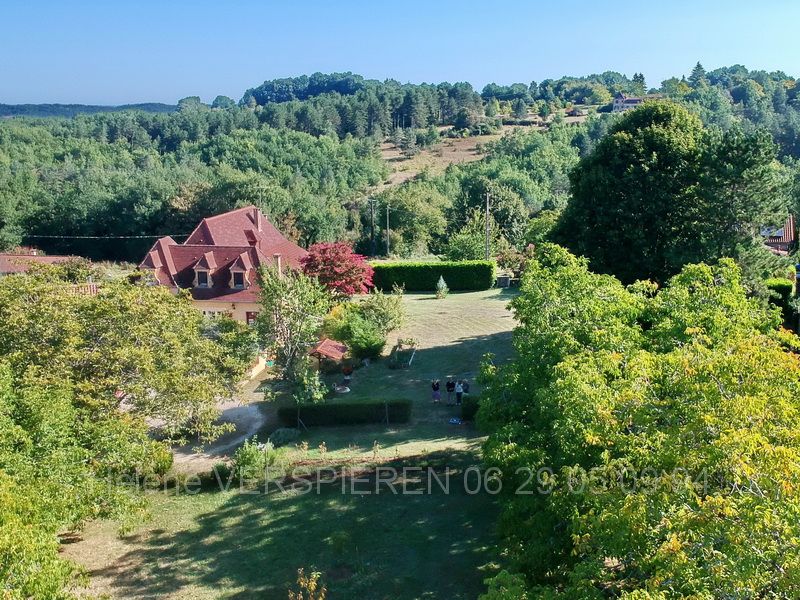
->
[378,132,503,189]
[64,289,518,599]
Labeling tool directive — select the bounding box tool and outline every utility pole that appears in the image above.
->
[484,191,491,260]
[386,204,391,256]
[369,198,376,257]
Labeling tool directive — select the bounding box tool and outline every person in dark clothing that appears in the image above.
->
[446,379,456,404]
[431,379,441,403]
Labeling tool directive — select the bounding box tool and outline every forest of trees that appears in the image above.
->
[2,65,799,266]
[0,105,387,260]
[0,102,177,118]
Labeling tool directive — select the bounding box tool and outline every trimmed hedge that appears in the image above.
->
[766,278,794,324]
[371,260,496,291]
[460,395,480,422]
[277,399,412,427]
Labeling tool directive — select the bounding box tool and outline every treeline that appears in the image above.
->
[0,92,600,262]
[0,102,177,118]
[482,70,647,106]
[3,65,800,265]
[244,72,485,138]
[238,67,800,160]
[664,63,800,158]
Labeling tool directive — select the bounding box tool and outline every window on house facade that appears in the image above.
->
[233,271,245,288]
[196,270,209,287]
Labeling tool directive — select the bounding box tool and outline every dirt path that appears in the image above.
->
[172,374,272,474]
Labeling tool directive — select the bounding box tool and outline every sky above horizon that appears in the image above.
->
[3,0,800,105]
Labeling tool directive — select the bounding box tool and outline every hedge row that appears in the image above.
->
[371,261,496,291]
[766,278,795,324]
[277,399,412,427]
[460,395,480,422]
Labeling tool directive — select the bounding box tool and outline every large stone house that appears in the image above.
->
[139,206,306,323]
[612,92,644,112]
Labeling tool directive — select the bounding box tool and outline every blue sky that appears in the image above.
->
[3,0,800,104]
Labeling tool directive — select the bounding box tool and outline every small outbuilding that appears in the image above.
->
[309,338,348,363]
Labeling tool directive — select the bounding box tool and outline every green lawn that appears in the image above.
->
[321,289,516,408]
[65,289,517,599]
[69,452,498,600]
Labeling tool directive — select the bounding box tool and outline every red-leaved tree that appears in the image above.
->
[300,242,374,297]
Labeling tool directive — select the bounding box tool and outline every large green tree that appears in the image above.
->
[0,267,247,598]
[555,102,786,283]
[256,267,333,379]
[480,244,800,598]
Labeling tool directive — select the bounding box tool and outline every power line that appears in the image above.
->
[23,233,189,240]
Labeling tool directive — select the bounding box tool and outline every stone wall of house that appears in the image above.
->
[192,299,261,324]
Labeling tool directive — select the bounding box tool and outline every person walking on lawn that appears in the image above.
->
[446,379,456,404]
[455,380,464,406]
[431,379,441,403]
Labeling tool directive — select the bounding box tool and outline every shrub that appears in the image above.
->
[277,400,412,427]
[212,461,232,481]
[290,358,327,404]
[346,315,386,359]
[371,260,496,291]
[268,427,301,447]
[460,395,480,421]
[766,277,794,323]
[324,288,405,360]
[436,276,449,299]
[232,437,279,478]
[301,242,374,297]
[358,286,405,334]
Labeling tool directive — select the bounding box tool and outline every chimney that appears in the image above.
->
[273,253,282,277]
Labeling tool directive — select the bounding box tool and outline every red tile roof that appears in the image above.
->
[139,206,307,303]
[765,215,796,256]
[309,338,348,361]
[0,254,75,274]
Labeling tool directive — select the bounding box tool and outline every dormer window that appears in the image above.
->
[196,270,210,287]
[232,271,245,288]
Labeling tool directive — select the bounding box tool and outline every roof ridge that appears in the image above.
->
[201,205,258,221]
[178,244,260,249]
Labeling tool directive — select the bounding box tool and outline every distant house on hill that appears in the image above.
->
[139,205,307,324]
[612,92,663,113]
[763,215,796,256]
[612,93,644,112]
[0,251,75,276]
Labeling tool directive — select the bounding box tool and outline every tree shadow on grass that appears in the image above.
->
[89,451,499,600]
[326,330,514,402]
